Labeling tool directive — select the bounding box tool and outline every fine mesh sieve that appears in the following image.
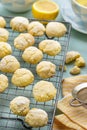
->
[70,83,87,108]
[77,88,87,103]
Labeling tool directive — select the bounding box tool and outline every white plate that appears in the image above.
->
[61,0,87,34]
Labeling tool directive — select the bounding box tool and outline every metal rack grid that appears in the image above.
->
[0,16,71,130]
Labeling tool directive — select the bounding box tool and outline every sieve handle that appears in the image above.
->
[70,98,83,107]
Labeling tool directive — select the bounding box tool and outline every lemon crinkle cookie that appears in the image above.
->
[46,22,67,38]
[0,28,9,42]
[0,74,8,93]
[39,39,61,56]
[70,66,80,75]
[25,108,48,127]
[65,51,80,64]
[33,80,57,102]
[0,55,20,73]
[0,16,6,28]
[22,46,43,64]
[10,96,30,116]
[28,21,45,36]
[36,61,56,78]
[10,16,29,32]
[0,42,12,58]
[14,33,35,51]
[11,68,34,87]
[75,56,86,67]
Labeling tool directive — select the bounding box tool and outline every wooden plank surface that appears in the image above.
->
[53,119,72,130]
[53,120,60,130]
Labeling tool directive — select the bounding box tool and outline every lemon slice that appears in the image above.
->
[32,0,59,20]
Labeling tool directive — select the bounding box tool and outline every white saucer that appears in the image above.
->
[61,0,87,34]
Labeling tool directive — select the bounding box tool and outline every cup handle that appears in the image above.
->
[70,98,83,107]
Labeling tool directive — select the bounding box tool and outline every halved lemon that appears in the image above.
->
[76,0,87,6]
[32,0,59,20]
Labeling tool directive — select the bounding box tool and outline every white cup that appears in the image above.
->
[0,0,36,13]
[71,0,87,23]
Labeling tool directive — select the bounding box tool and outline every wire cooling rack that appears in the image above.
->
[0,16,71,130]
